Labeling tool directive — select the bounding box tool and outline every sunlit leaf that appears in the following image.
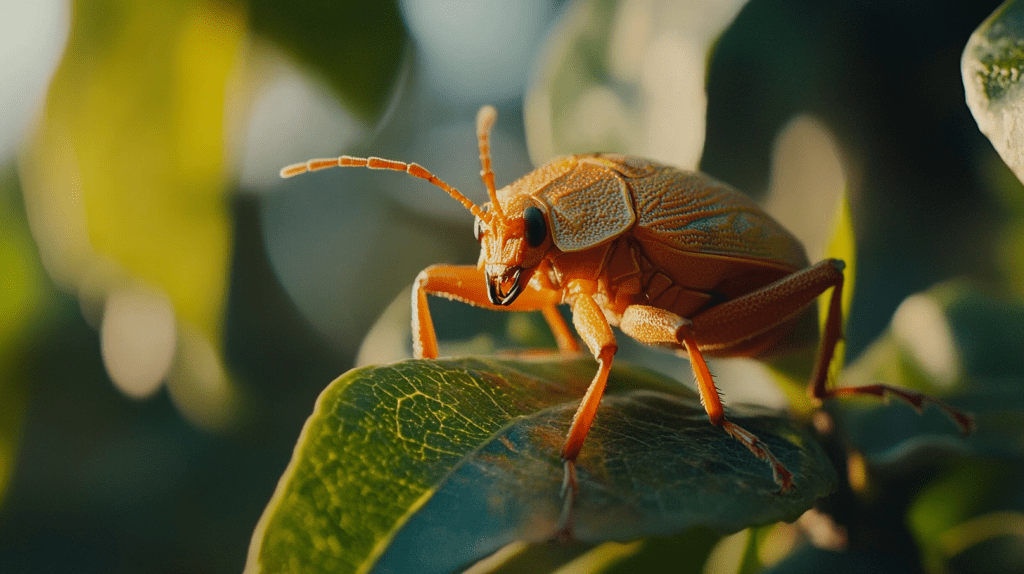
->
[19,0,244,428]
[963,0,1024,184]
[246,357,836,574]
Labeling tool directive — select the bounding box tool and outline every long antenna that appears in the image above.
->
[280,155,491,223]
[475,105,504,220]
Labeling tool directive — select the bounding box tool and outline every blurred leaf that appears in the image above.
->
[963,0,1024,184]
[458,539,648,574]
[245,0,406,122]
[839,281,1024,460]
[942,511,1024,573]
[854,282,1024,574]
[595,527,722,574]
[525,0,748,168]
[0,169,55,503]
[0,171,46,372]
[246,357,836,574]
[456,541,606,574]
[989,158,1024,296]
[736,526,770,574]
[907,462,1003,574]
[828,282,1024,574]
[760,545,919,574]
[823,178,857,332]
[699,526,778,574]
[19,0,244,427]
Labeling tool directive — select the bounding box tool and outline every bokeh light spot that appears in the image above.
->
[401,0,553,103]
[100,282,177,400]
[892,293,962,388]
[764,115,847,262]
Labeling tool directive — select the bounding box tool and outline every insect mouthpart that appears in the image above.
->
[486,267,523,305]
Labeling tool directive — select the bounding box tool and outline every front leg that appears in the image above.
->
[412,264,571,359]
[561,287,618,461]
[558,282,619,538]
[415,268,613,537]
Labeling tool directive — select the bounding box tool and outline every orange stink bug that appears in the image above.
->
[281,105,973,503]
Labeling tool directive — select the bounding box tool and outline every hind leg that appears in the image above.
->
[806,272,973,434]
[620,305,793,492]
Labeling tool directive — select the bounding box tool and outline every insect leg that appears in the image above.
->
[561,291,617,461]
[808,274,974,434]
[686,258,971,434]
[620,305,793,492]
[687,259,847,349]
[412,264,564,359]
[541,305,581,353]
[558,289,617,537]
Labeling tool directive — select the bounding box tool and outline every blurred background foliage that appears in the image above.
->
[1,0,1023,572]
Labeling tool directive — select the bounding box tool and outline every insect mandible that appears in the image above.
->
[281,105,974,502]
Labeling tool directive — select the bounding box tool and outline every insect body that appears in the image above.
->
[282,106,973,509]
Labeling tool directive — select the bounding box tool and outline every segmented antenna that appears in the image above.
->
[475,105,503,220]
[279,155,490,223]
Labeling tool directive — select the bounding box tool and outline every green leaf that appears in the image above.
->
[246,357,836,574]
[963,0,1024,183]
[0,169,55,503]
[245,0,407,122]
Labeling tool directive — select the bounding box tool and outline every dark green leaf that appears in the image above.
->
[246,0,407,121]
[246,357,836,574]
[761,545,919,574]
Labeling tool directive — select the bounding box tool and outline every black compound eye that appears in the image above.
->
[523,206,547,248]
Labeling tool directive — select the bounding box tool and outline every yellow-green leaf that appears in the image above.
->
[19,0,244,427]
